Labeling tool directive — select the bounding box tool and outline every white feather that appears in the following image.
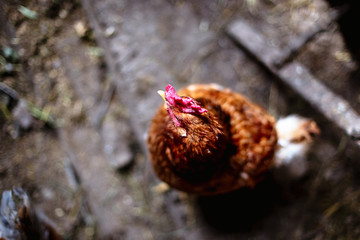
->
[275,115,316,178]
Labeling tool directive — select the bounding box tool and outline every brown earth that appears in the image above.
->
[1,0,360,239]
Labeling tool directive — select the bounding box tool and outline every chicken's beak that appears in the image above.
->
[157,90,166,102]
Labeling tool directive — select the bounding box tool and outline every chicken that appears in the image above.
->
[147,84,319,195]
[0,188,62,240]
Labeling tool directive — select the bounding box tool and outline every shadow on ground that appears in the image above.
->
[195,176,282,233]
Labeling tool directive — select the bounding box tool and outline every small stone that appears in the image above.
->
[41,188,55,200]
[73,21,87,38]
[104,26,116,37]
[153,182,170,194]
[12,99,33,129]
[199,21,209,32]
[59,9,68,19]
[55,208,65,217]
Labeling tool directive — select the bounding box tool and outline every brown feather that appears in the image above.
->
[147,84,277,195]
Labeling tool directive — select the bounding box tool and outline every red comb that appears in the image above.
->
[164,84,207,114]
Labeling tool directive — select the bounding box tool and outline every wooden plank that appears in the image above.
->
[227,18,360,146]
[279,62,360,145]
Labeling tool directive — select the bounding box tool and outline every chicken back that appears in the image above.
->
[147,84,277,195]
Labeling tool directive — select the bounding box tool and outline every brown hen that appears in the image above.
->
[147,84,318,195]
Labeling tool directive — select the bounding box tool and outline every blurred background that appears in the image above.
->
[1,0,360,239]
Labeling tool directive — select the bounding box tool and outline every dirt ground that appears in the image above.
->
[1,0,360,239]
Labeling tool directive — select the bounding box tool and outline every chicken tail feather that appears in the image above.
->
[274,114,320,178]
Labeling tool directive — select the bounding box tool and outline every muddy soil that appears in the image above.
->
[1,0,360,239]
